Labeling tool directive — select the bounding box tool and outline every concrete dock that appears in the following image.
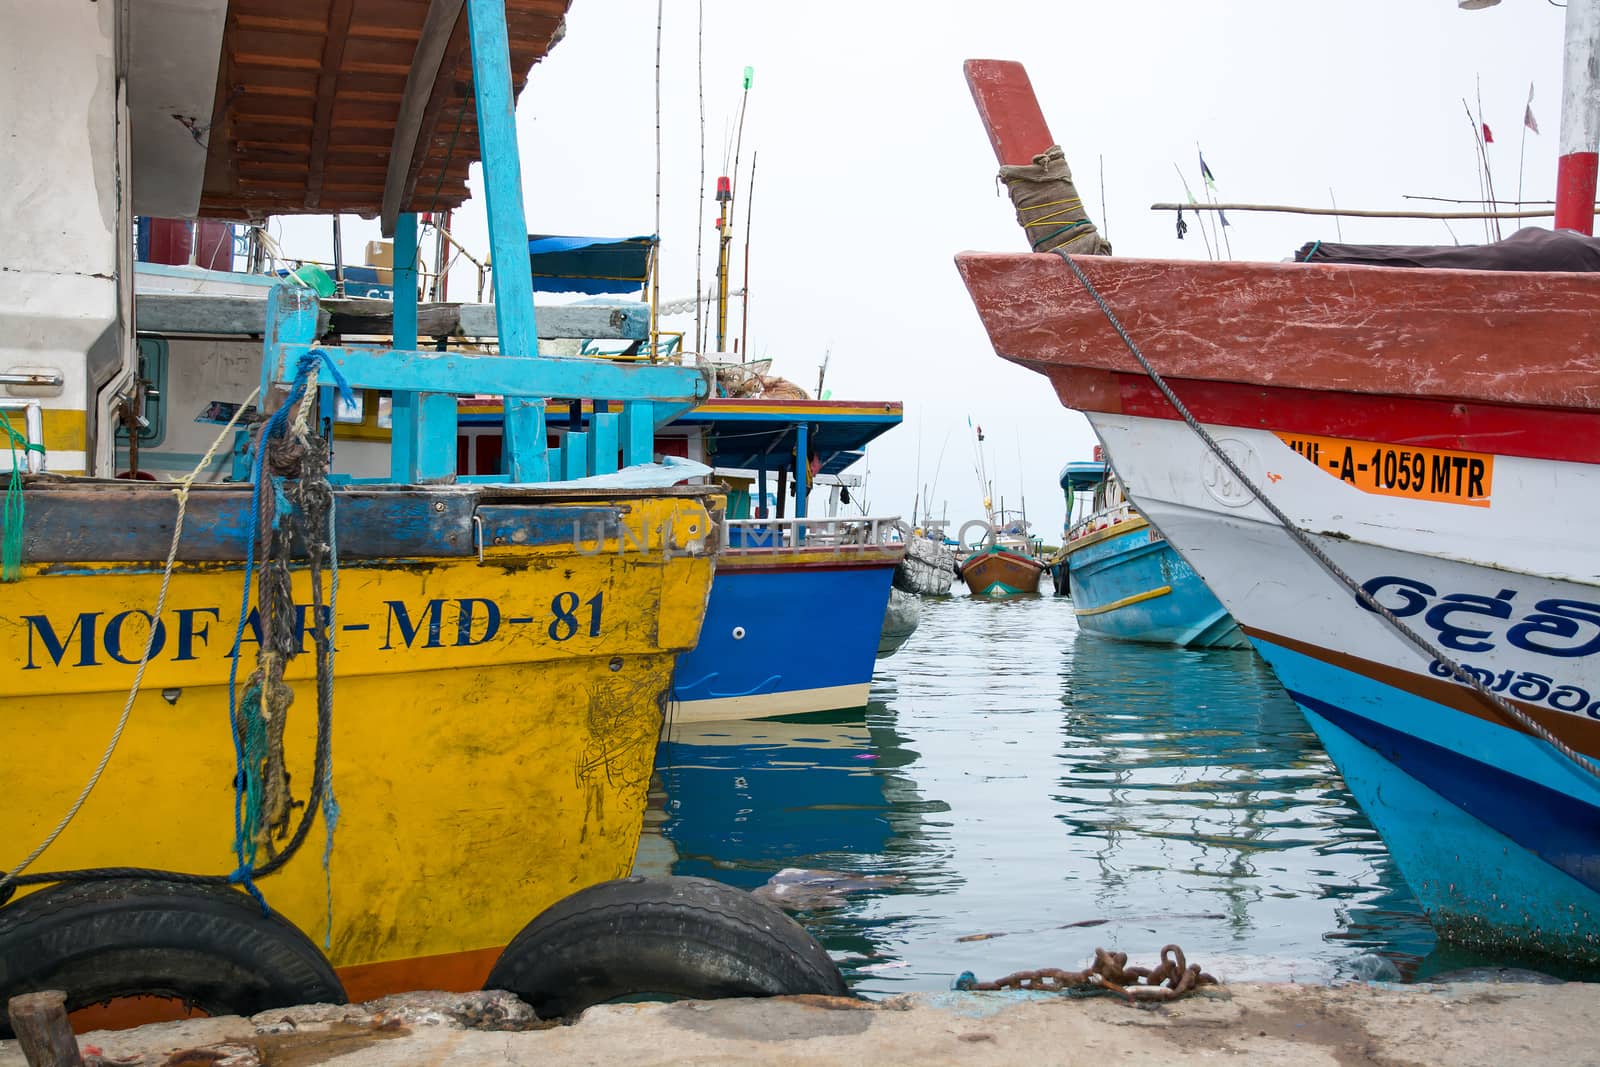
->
[3,981,1592,1066]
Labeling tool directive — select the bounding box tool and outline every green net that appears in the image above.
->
[0,411,44,582]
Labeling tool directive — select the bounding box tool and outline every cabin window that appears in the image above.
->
[117,338,167,447]
[332,389,366,424]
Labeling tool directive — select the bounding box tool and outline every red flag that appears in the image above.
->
[1525,105,1540,134]
[1482,123,1494,144]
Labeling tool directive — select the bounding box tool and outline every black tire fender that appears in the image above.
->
[0,878,345,1036]
[485,875,849,1017]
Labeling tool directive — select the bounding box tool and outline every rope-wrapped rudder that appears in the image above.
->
[999,145,1113,256]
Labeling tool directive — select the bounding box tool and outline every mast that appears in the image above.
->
[974,422,994,526]
[1557,0,1600,233]
[714,174,732,351]
[740,151,757,363]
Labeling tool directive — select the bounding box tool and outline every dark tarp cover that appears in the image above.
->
[1293,226,1600,272]
[526,234,655,295]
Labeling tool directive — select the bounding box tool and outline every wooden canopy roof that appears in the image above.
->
[199,0,570,224]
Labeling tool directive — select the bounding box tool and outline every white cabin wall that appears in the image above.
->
[129,336,390,481]
[0,0,129,475]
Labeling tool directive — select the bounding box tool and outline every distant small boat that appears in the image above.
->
[1056,458,1246,648]
[958,513,1046,597]
[957,421,1046,597]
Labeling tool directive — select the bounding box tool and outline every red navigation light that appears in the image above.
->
[715,176,732,202]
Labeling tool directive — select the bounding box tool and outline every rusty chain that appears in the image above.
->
[956,945,1217,1003]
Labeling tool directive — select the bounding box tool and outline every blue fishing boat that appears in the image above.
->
[662,398,909,722]
[1056,458,1246,649]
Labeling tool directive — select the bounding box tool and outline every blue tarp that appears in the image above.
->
[527,234,656,295]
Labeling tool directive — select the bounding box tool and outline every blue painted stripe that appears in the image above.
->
[1306,702,1600,962]
[1252,636,1600,957]
[1290,687,1600,895]
[1253,639,1600,803]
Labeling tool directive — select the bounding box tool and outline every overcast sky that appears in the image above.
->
[278,0,1570,540]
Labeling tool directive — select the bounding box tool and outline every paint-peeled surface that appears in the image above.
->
[1,496,715,988]
[954,252,1600,410]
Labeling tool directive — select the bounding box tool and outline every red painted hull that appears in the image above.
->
[955,252,1600,456]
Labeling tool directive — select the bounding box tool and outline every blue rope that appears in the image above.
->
[321,489,341,948]
[226,350,352,909]
[1299,239,1322,263]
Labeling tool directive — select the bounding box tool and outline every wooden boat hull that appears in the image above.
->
[958,248,1600,961]
[958,546,1044,597]
[671,545,903,722]
[2,484,717,1001]
[1063,516,1246,649]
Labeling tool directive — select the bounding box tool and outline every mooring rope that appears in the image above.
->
[0,389,260,894]
[1053,248,1600,781]
[227,351,351,907]
[3,352,352,908]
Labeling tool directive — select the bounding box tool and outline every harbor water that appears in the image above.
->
[640,594,1583,996]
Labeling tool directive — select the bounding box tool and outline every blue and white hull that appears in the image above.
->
[1063,517,1247,649]
[1088,412,1600,962]
[671,548,901,722]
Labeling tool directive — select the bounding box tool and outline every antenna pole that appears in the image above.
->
[740,151,757,363]
[692,0,705,355]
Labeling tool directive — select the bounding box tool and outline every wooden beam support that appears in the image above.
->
[8,990,84,1067]
[391,212,421,481]
[466,0,545,481]
[305,0,358,209]
[268,345,708,408]
[620,401,654,467]
[134,292,652,341]
[588,412,619,475]
[381,0,467,235]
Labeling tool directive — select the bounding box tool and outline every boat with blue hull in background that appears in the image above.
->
[1056,457,1246,649]
[662,398,909,722]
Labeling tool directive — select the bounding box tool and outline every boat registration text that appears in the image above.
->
[1275,432,1493,507]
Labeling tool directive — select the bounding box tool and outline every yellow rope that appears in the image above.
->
[1,388,263,890]
[1016,196,1086,231]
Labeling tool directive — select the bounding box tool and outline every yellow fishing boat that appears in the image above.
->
[0,0,843,1028]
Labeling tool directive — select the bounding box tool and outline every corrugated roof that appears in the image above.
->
[200,0,570,219]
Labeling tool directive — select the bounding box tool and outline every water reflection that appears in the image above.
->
[1055,634,1434,979]
[644,709,951,974]
[639,595,1453,995]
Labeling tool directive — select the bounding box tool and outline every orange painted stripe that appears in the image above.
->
[336,944,504,1003]
[63,944,509,1033]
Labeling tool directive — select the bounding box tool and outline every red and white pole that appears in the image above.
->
[1556,0,1600,233]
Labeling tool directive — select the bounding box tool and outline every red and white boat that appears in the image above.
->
[956,10,1600,963]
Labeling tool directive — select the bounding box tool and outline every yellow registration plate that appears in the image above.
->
[1274,432,1493,507]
